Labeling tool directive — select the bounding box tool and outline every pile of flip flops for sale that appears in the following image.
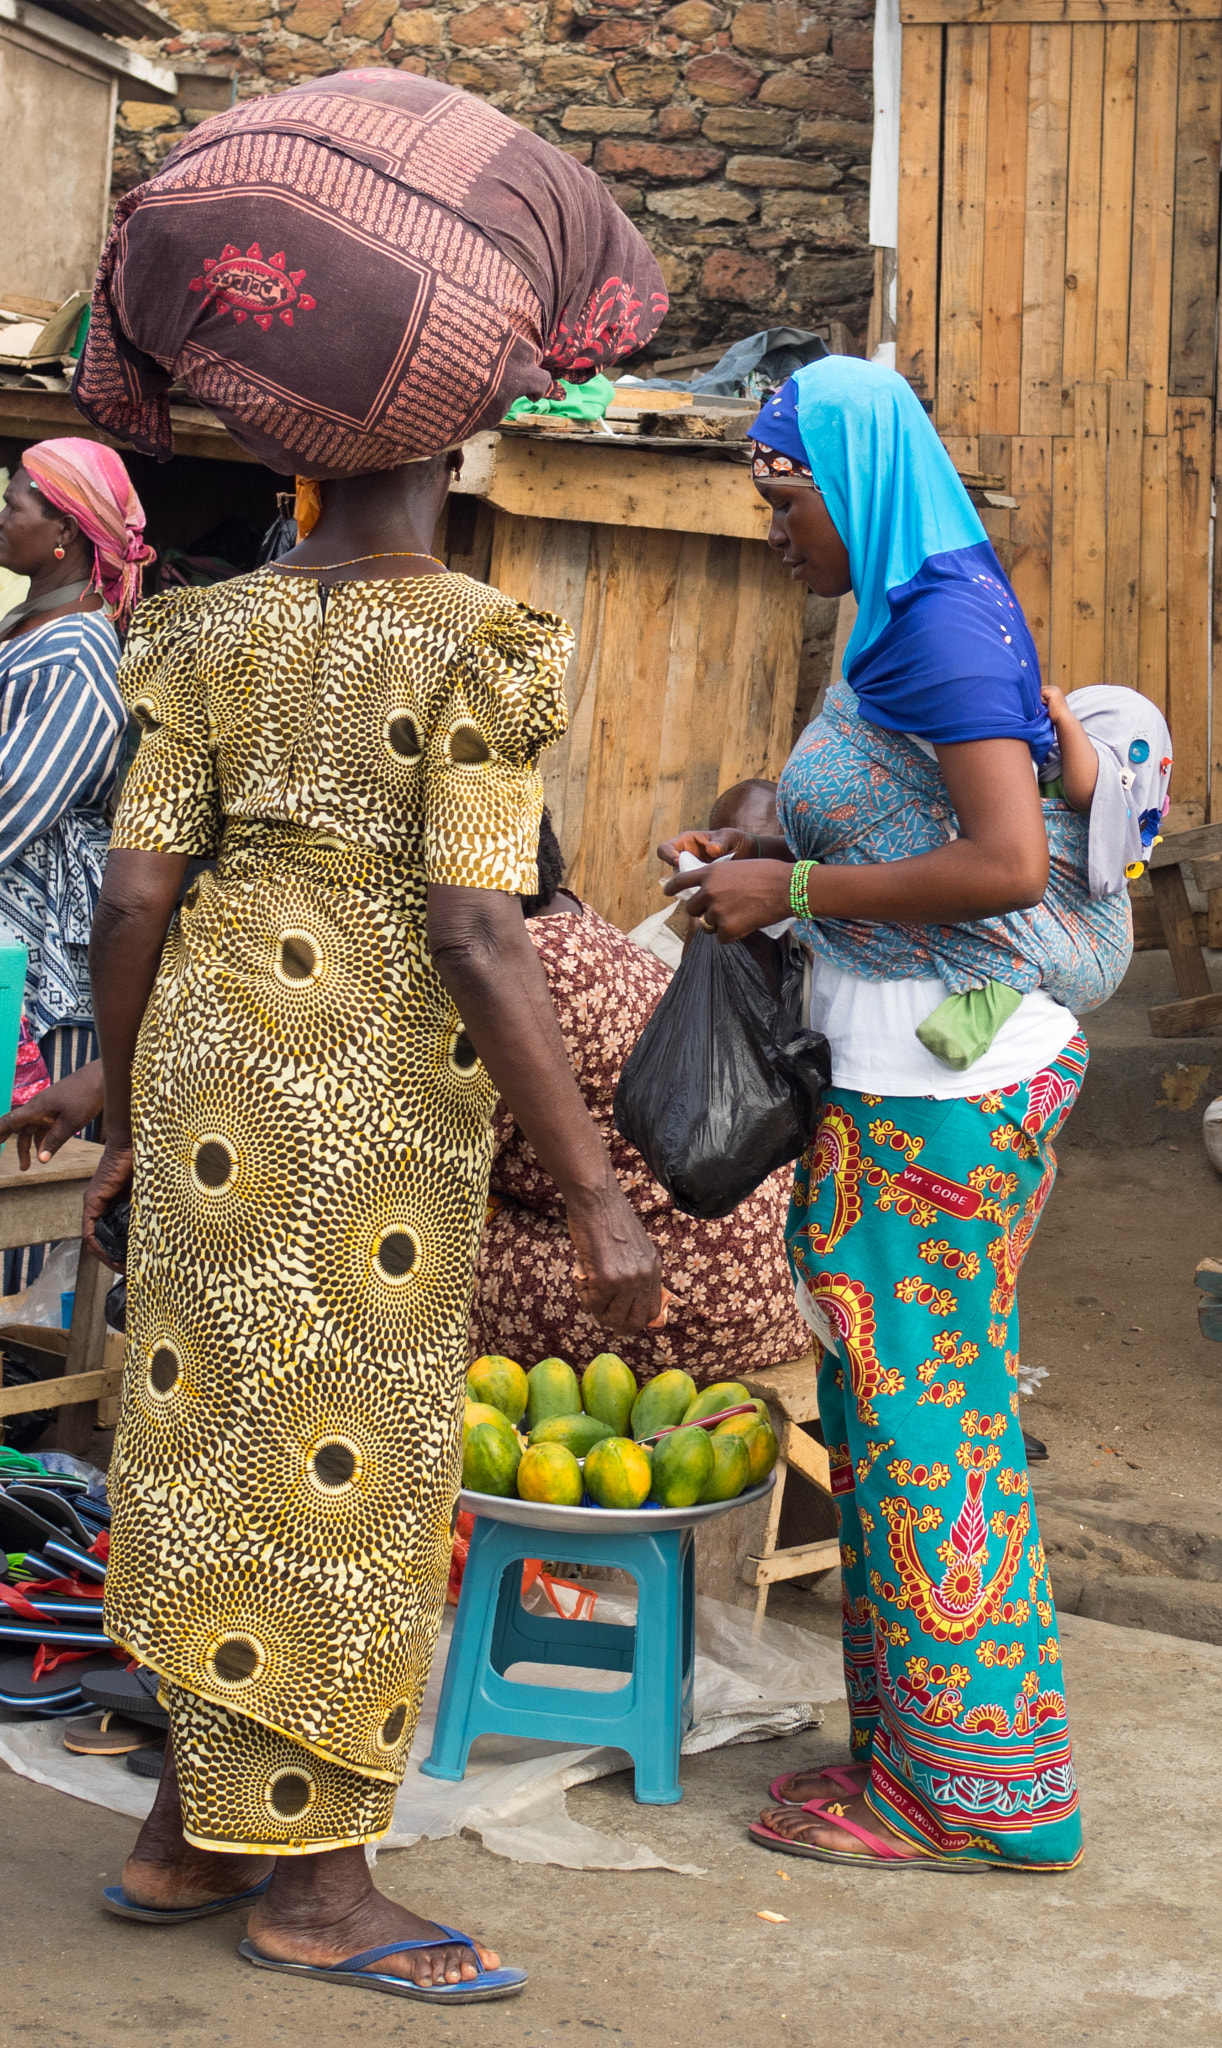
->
[0,1448,165,1776]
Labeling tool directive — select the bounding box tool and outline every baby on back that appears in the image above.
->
[918,684,1173,1069]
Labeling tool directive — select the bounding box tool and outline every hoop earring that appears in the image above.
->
[53,545,66,560]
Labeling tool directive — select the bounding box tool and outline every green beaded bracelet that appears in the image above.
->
[789,858,816,918]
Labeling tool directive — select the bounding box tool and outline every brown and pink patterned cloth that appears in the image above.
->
[470,897,809,1387]
[74,71,666,478]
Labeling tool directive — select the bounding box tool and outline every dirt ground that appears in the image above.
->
[1018,1133,1219,1506]
[3,1609,1219,2048]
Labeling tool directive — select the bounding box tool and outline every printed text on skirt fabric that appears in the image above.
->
[786,1037,1088,1869]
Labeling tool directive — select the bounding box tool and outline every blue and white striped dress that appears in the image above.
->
[0,611,127,1044]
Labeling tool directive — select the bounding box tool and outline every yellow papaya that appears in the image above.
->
[463,1399,518,1442]
[466,1355,529,1425]
[517,1443,584,1506]
[583,1436,652,1510]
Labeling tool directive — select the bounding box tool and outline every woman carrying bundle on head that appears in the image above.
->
[72,71,667,2004]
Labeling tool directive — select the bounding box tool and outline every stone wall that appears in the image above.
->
[113,0,875,356]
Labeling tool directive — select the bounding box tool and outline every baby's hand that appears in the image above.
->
[1041,683,1068,724]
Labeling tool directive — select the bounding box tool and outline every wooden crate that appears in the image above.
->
[898,0,1221,820]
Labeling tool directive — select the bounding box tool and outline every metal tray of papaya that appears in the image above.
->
[458,1472,774,1537]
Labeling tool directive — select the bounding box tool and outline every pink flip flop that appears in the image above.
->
[749,1798,996,1872]
[768,1762,869,1804]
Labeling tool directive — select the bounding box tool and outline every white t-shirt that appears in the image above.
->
[808,956,1077,1099]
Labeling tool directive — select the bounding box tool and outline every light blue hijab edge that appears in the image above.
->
[792,357,988,676]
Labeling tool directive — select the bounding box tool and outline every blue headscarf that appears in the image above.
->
[749,359,1054,761]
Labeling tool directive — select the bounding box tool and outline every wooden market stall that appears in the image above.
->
[895,0,1222,828]
[0,389,807,933]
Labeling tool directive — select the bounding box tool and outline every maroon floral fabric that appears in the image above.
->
[74,72,666,479]
[470,898,809,1387]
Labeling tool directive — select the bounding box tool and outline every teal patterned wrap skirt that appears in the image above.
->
[786,1035,1089,1869]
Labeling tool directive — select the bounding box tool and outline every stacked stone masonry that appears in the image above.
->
[113,0,874,353]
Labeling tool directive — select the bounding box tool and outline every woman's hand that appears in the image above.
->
[81,1141,134,1269]
[567,1186,663,1332]
[657,826,791,869]
[0,1060,105,1168]
[661,858,794,942]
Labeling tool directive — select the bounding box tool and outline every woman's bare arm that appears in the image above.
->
[83,848,189,1259]
[0,1059,104,1166]
[661,737,1049,941]
[429,884,661,1331]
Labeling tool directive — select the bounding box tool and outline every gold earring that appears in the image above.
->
[53,544,65,559]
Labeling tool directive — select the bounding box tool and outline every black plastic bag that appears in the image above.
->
[613,928,831,1220]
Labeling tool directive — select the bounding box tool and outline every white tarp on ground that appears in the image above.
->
[0,1592,845,1875]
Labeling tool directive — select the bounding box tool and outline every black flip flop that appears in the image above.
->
[0,1650,120,1714]
[124,1741,165,1779]
[5,1485,93,1547]
[80,1666,168,1727]
[102,1875,272,1923]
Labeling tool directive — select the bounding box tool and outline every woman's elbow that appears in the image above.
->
[993,846,1049,913]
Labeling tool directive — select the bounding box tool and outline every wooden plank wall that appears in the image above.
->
[482,511,805,932]
[897,7,1222,821]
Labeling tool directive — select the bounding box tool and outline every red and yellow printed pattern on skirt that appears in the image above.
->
[786,1036,1088,1870]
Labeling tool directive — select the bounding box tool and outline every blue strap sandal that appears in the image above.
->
[237,1924,528,2002]
[102,1876,272,1923]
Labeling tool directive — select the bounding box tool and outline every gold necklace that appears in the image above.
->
[270,549,447,574]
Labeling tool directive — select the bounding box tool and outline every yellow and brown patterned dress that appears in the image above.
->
[103,566,571,1854]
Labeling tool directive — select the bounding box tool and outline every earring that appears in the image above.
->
[53,545,65,559]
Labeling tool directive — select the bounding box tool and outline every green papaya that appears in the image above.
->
[528,1412,615,1457]
[714,1413,780,1486]
[524,1356,582,1433]
[649,1425,714,1508]
[631,1369,697,1441]
[581,1353,638,1437]
[699,1432,751,1503]
[462,1420,522,1498]
[680,1381,753,1428]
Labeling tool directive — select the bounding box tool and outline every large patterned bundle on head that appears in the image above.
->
[73,71,667,478]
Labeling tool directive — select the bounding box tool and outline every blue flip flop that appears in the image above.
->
[237,1925,528,2002]
[102,1876,272,1923]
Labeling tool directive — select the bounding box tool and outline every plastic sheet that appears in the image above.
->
[0,1593,845,1874]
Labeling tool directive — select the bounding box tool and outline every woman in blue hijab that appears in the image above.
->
[662,359,1116,1876]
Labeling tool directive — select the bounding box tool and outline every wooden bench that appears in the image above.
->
[739,1351,840,1623]
[0,1137,120,1457]
[1146,824,1222,1037]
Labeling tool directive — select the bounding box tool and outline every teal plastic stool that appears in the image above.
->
[421,1513,696,1803]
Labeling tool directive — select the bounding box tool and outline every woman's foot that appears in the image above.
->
[756,1792,926,1861]
[247,1848,499,1988]
[769,1761,870,1805]
[119,1746,272,1909]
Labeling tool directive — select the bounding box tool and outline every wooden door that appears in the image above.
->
[896,0,1222,822]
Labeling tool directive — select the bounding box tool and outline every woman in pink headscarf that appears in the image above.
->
[0,438,151,1141]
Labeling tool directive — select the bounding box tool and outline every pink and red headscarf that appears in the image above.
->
[21,438,154,627]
